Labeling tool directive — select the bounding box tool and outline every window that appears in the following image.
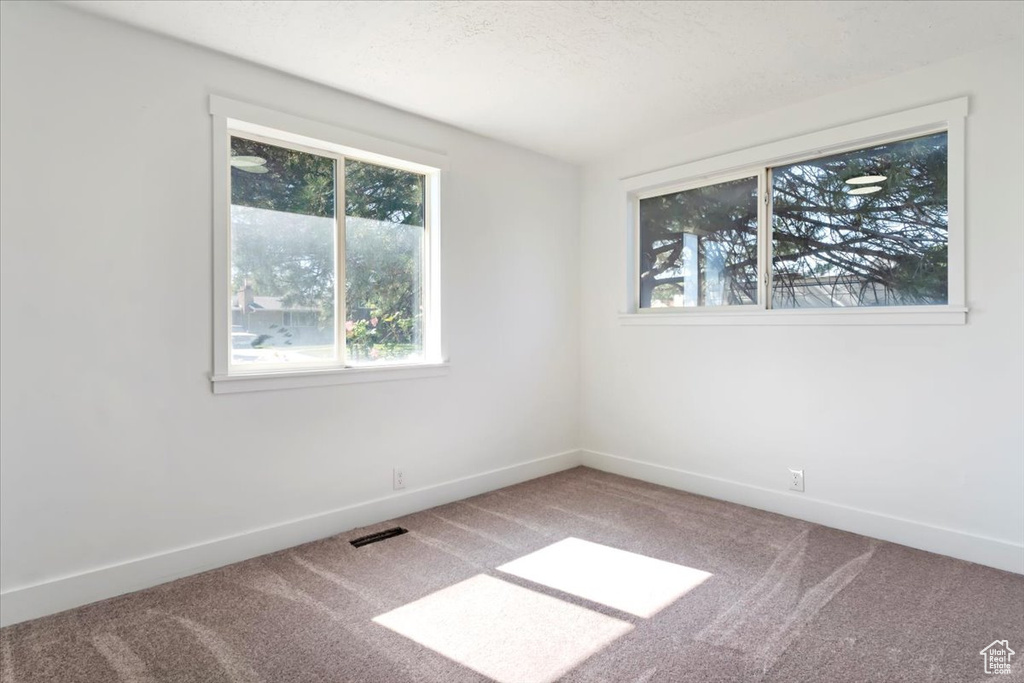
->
[626,98,966,325]
[770,133,948,309]
[210,97,446,393]
[229,135,428,368]
[229,135,340,367]
[639,175,759,308]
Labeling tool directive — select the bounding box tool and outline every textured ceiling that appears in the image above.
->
[64,1,1024,162]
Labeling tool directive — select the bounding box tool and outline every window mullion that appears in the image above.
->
[632,195,641,312]
[763,167,774,309]
[423,173,434,361]
[755,169,767,309]
[336,155,347,367]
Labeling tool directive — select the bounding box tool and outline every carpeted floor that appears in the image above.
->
[1,466,1022,682]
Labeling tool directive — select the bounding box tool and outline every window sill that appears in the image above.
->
[618,306,967,326]
[210,362,450,394]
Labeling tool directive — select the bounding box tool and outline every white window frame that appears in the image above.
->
[621,97,968,326]
[209,96,448,393]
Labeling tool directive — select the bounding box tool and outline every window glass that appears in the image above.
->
[639,177,759,308]
[229,137,337,366]
[771,132,948,308]
[345,160,426,365]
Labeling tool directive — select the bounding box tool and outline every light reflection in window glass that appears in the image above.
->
[771,132,948,308]
[639,177,759,308]
[229,136,336,366]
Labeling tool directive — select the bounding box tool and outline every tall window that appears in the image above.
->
[344,159,427,365]
[210,97,446,393]
[230,136,339,365]
[228,133,433,371]
[636,129,952,313]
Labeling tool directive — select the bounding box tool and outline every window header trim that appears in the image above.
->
[621,97,967,320]
[621,97,966,195]
[210,95,449,172]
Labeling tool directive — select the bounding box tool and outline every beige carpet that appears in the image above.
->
[1,467,1022,682]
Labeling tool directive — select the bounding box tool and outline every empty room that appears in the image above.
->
[1,1,1022,681]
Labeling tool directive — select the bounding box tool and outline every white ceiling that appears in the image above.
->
[65,1,1024,163]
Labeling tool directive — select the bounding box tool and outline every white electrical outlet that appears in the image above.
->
[788,468,804,492]
[393,467,405,490]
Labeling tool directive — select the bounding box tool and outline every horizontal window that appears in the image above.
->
[771,132,948,309]
[627,99,966,324]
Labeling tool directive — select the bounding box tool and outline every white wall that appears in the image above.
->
[0,2,580,621]
[2,1,1022,629]
[580,40,1024,572]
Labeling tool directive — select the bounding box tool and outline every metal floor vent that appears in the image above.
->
[350,527,408,548]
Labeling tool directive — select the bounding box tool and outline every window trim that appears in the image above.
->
[209,95,448,393]
[622,97,967,325]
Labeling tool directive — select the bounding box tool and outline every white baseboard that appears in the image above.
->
[6,448,1019,627]
[580,449,1024,575]
[0,449,583,627]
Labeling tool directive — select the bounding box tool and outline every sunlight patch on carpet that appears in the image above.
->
[498,537,712,618]
[372,574,632,683]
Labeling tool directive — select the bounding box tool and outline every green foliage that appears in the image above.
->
[346,159,424,226]
[343,159,425,359]
[229,137,425,357]
[343,160,424,359]
[345,216,423,360]
[231,138,335,218]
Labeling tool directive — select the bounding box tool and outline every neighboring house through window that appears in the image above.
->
[210,97,446,393]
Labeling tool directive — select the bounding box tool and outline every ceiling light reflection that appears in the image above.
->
[845,174,887,185]
[847,186,883,195]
